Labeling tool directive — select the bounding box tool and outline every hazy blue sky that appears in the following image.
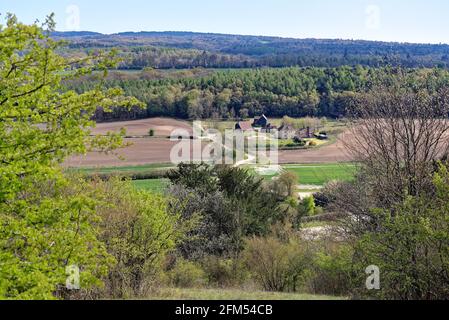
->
[2,0,449,44]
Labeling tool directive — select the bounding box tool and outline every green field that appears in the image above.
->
[282,163,357,185]
[146,287,345,300]
[132,179,170,193]
[263,163,357,186]
[71,162,357,192]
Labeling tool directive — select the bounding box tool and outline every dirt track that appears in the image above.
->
[65,119,354,167]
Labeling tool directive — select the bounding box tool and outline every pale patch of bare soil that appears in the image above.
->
[92,117,193,137]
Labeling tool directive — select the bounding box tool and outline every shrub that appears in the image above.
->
[149,129,155,136]
[94,178,194,298]
[277,171,299,197]
[313,181,342,208]
[298,196,316,216]
[167,259,206,288]
[306,243,353,296]
[244,236,309,292]
[348,166,449,300]
[167,163,285,258]
[201,256,249,287]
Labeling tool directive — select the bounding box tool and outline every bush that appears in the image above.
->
[306,243,353,296]
[298,196,316,216]
[348,166,449,300]
[313,181,342,208]
[201,256,249,287]
[293,136,306,146]
[167,259,206,288]
[94,178,194,298]
[149,129,155,137]
[167,163,285,258]
[244,236,309,292]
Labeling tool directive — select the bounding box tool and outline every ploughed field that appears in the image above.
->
[65,118,353,167]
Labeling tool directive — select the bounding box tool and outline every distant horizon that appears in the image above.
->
[4,0,449,45]
[53,29,449,46]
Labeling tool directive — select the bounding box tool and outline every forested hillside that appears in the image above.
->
[66,66,449,121]
[53,31,449,69]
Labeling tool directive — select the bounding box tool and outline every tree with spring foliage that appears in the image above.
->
[0,14,142,299]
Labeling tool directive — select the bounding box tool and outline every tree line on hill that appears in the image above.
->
[65,66,449,121]
[55,31,449,70]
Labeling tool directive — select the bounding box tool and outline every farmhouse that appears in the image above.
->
[253,114,270,128]
[278,123,297,139]
[235,114,277,133]
[296,127,313,139]
[235,121,254,132]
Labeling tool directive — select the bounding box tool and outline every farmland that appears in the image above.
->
[263,163,357,185]
[64,116,356,194]
[65,117,353,167]
[75,162,357,193]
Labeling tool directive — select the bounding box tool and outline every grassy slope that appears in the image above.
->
[147,288,345,300]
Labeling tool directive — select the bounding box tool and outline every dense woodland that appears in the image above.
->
[66,66,449,121]
[54,31,449,69]
[57,31,449,122]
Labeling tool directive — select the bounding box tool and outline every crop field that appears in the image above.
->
[65,118,353,167]
[280,163,357,185]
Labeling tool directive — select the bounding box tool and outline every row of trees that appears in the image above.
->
[66,66,449,121]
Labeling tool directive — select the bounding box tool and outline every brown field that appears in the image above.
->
[65,118,353,167]
[92,117,193,137]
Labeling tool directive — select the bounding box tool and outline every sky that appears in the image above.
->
[1,0,449,44]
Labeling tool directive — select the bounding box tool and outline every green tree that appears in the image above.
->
[0,14,142,299]
[277,171,299,197]
[299,196,316,217]
[167,164,284,258]
[351,165,449,300]
[94,178,192,298]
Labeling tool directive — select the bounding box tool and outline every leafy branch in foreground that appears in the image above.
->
[0,14,143,299]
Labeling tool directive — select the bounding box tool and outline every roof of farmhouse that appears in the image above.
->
[236,121,254,131]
